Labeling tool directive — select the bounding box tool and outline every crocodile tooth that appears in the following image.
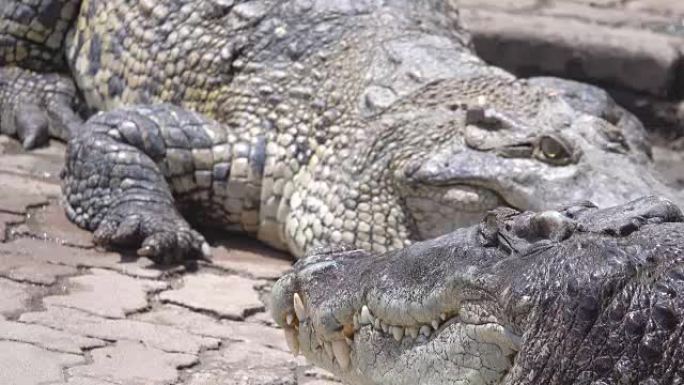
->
[201,242,212,259]
[353,314,359,330]
[381,321,389,333]
[420,325,432,337]
[391,326,404,341]
[360,305,374,325]
[293,293,306,320]
[324,341,333,359]
[373,318,382,331]
[286,313,295,325]
[332,340,351,370]
[431,320,440,330]
[284,328,299,356]
[407,327,419,339]
[440,313,447,321]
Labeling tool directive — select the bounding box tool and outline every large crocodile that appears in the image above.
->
[271,196,684,385]
[0,0,680,262]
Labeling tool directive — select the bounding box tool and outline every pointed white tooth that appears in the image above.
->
[201,242,212,259]
[332,340,351,370]
[381,321,389,333]
[420,325,432,337]
[407,327,418,339]
[360,305,374,325]
[440,313,447,321]
[391,326,404,341]
[324,341,333,359]
[293,293,306,320]
[353,314,359,330]
[286,313,295,325]
[432,320,440,330]
[373,318,381,331]
[284,328,299,356]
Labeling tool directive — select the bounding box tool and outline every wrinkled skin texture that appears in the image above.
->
[271,196,684,385]
[1,0,681,261]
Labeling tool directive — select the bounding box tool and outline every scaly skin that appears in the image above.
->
[1,0,81,71]
[0,67,83,148]
[271,196,684,385]
[1,0,681,262]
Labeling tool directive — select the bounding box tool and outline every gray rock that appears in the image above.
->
[24,202,94,247]
[135,304,289,352]
[184,341,297,385]
[0,237,181,279]
[0,278,33,317]
[43,268,168,318]
[0,319,106,354]
[160,274,265,320]
[0,212,23,242]
[67,340,197,385]
[0,173,60,214]
[0,341,84,385]
[20,306,219,354]
[462,8,683,96]
[0,259,77,285]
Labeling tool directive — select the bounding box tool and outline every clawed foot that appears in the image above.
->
[92,206,212,265]
[0,67,83,149]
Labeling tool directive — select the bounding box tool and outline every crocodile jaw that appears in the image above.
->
[281,299,521,385]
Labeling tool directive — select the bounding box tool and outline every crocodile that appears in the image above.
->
[271,196,684,385]
[1,0,681,262]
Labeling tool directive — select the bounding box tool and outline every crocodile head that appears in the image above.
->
[376,76,680,240]
[272,196,684,385]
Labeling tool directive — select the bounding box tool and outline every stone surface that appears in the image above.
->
[20,306,220,354]
[43,268,168,318]
[24,202,94,247]
[0,173,60,214]
[184,341,298,385]
[211,238,292,280]
[160,274,265,320]
[0,341,84,385]
[0,262,77,286]
[0,278,34,317]
[0,212,23,242]
[67,341,197,385]
[135,304,289,352]
[463,9,682,96]
[627,0,684,16]
[453,0,684,98]
[0,319,106,354]
[0,138,64,183]
[0,237,181,279]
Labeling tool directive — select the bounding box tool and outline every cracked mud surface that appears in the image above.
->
[0,135,338,385]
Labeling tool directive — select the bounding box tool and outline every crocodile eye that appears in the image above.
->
[536,135,573,165]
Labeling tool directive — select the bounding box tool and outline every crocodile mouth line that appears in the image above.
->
[280,294,522,373]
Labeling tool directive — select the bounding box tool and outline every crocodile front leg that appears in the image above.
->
[62,103,266,263]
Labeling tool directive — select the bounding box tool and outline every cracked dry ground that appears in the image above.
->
[0,136,339,385]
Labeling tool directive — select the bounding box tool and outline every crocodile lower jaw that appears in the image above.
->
[281,294,522,384]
